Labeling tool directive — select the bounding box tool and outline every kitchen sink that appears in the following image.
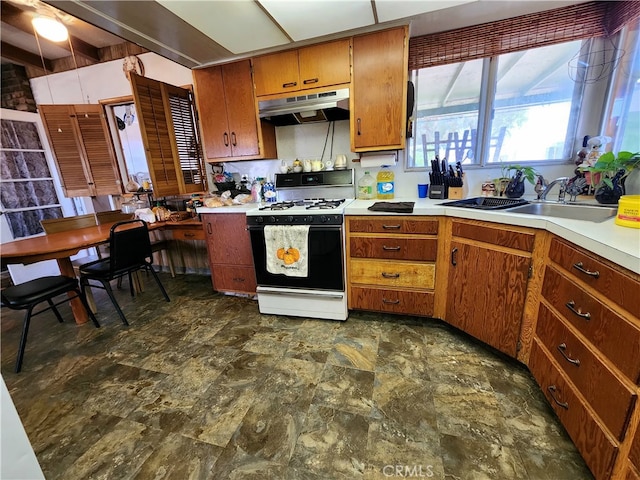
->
[505,202,618,222]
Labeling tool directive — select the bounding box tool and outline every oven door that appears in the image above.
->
[249,225,344,291]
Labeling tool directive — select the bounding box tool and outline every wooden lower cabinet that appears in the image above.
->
[532,235,640,480]
[445,220,536,357]
[346,216,438,316]
[202,213,256,294]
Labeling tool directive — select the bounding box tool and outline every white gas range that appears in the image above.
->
[246,170,355,321]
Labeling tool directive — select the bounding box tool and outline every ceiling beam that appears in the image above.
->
[1,2,100,63]
[0,41,52,71]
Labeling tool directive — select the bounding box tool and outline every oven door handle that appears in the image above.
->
[256,286,344,299]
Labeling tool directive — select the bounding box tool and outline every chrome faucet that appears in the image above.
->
[538,177,569,202]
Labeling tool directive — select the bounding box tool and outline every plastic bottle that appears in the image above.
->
[358,171,375,199]
[376,166,395,199]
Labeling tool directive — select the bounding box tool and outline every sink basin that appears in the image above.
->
[506,202,617,222]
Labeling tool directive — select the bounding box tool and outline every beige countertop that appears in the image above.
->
[196,203,258,214]
[345,198,640,275]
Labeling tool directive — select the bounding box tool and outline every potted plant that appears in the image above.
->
[495,164,539,198]
[578,151,640,204]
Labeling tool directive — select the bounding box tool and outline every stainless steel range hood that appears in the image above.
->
[258,88,349,126]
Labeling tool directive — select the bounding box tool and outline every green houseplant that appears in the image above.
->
[578,151,640,204]
[495,164,539,198]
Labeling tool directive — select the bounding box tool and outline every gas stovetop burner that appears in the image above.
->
[306,199,346,210]
[258,202,296,211]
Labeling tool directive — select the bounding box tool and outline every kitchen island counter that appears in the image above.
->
[345,198,640,274]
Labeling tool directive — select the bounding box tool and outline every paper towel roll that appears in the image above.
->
[359,153,397,168]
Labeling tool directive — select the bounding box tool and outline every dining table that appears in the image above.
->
[0,221,166,325]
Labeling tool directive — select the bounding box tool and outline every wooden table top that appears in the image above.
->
[0,220,201,265]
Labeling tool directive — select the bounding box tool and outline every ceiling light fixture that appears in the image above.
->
[31,15,68,42]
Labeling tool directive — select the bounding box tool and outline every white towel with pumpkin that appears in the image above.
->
[264,225,310,277]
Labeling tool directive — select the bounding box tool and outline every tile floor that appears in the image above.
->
[1,273,593,479]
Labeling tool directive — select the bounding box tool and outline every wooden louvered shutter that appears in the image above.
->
[166,86,206,194]
[73,104,122,196]
[39,104,92,197]
[130,73,181,196]
[39,104,122,198]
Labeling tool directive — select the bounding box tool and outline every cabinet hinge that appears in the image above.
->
[516,340,522,352]
[528,265,533,279]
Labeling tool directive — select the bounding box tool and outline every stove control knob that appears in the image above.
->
[305,216,314,223]
[285,216,294,223]
[268,216,276,223]
[255,217,264,224]
[320,215,328,223]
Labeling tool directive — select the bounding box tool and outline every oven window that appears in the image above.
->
[250,227,344,290]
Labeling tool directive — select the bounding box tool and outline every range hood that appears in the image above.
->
[258,88,349,126]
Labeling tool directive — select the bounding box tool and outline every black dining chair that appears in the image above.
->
[1,275,100,373]
[78,219,170,325]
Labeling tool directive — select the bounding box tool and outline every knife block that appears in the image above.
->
[447,174,467,199]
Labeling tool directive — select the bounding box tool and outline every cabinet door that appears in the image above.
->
[298,39,351,88]
[445,241,530,357]
[351,27,408,151]
[193,66,232,159]
[202,213,256,293]
[39,104,121,197]
[222,60,261,158]
[252,50,300,96]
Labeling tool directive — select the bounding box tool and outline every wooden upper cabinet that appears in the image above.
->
[39,104,122,197]
[351,26,408,152]
[130,73,207,196]
[193,60,276,161]
[253,39,351,97]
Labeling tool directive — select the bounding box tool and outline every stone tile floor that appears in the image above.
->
[1,273,593,479]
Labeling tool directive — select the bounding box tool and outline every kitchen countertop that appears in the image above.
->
[196,203,258,214]
[345,198,640,275]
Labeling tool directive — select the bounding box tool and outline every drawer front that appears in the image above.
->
[212,265,257,294]
[549,237,640,318]
[536,304,636,441]
[348,217,438,235]
[350,258,435,289]
[172,227,205,241]
[350,237,437,261]
[528,340,618,480]
[542,266,640,384]
[452,220,535,252]
[631,424,640,472]
[350,286,434,316]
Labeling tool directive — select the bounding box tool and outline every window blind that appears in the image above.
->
[408,1,638,70]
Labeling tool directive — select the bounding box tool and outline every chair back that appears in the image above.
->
[108,220,153,275]
[95,210,134,225]
[40,214,97,234]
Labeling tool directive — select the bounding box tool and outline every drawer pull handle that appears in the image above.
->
[357,118,362,135]
[232,277,245,282]
[184,233,195,237]
[382,224,401,229]
[565,300,591,320]
[572,262,600,278]
[282,81,297,88]
[382,298,400,304]
[223,132,229,147]
[382,245,401,251]
[547,385,569,409]
[557,343,581,366]
[451,247,458,266]
[382,272,400,279]
[303,78,319,84]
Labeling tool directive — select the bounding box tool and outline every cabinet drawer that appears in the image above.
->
[212,265,256,294]
[350,259,435,289]
[452,220,535,252]
[172,227,205,241]
[542,266,640,384]
[350,286,434,316]
[536,304,636,441]
[528,340,618,480]
[549,237,640,318]
[631,423,640,472]
[350,237,437,261]
[348,217,438,235]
